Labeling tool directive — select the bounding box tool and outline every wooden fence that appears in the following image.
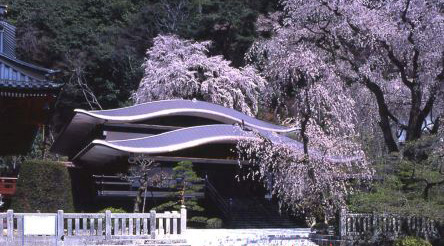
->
[0,206,186,245]
[340,209,440,241]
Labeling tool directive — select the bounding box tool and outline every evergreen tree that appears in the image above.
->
[154,161,207,225]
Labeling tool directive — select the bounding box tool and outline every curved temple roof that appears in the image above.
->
[72,124,362,166]
[75,99,297,133]
[51,100,296,158]
[73,125,257,164]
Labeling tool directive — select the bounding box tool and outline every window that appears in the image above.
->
[0,25,4,53]
[4,65,9,79]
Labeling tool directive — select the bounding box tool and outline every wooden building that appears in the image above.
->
[0,5,62,156]
[51,100,305,227]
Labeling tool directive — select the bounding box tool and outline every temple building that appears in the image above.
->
[0,5,62,155]
[51,99,305,227]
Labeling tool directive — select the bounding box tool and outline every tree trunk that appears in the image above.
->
[406,85,423,141]
[301,89,311,156]
[431,116,440,134]
[378,118,399,153]
[301,115,310,156]
[365,80,399,153]
[134,187,143,213]
[134,180,148,213]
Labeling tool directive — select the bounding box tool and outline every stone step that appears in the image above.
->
[230,225,299,229]
[232,221,295,224]
[230,221,296,224]
[186,228,317,246]
[95,239,189,246]
[225,198,299,229]
[230,224,298,227]
[100,244,190,246]
[231,217,295,221]
[230,217,299,228]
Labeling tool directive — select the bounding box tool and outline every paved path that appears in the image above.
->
[185,228,318,246]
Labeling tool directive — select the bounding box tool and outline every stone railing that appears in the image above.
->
[340,209,440,241]
[204,176,231,220]
[0,207,186,245]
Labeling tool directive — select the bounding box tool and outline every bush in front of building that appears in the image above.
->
[206,218,223,229]
[11,160,74,212]
[99,207,127,213]
[394,236,432,246]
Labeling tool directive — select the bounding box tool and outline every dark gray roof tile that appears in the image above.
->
[0,79,62,90]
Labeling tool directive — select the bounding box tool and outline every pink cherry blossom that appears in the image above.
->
[133,35,267,116]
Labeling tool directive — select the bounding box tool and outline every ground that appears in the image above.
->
[185,228,318,246]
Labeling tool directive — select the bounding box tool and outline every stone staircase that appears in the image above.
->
[229,197,299,228]
[205,177,300,229]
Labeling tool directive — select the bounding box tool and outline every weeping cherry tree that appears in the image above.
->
[133,34,267,116]
[250,0,444,153]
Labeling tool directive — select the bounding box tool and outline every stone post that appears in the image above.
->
[57,210,64,242]
[180,205,187,235]
[150,210,156,239]
[372,211,378,238]
[105,210,111,240]
[7,209,13,242]
[339,208,347,239]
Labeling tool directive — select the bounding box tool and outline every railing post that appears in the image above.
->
[105,210,111,240]
[6,209,13,242]
[339,208,346,239]
[165,211,171,235]
[150,210,156,239]
[57,210,64,242]
[180,205,187,235]
[372,211,378,237]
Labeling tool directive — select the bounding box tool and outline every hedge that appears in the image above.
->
[11,160,74,212]
[394,237,432,246]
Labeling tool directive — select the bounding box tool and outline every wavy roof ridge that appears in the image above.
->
[74,99,297,133]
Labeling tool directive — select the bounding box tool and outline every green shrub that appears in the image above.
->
[206,218,223,229]
[11,160,74,212]
[188,216,208,228]
[312,222,329,234]
[189,216,207,224]
[394,236,432,246]
[99,207,127,213]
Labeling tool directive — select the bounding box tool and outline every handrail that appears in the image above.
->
[92,175,125,179]
[339,209,439,240]
[0,177,17,181]
[94,175,206,197]
[204,177,231,219]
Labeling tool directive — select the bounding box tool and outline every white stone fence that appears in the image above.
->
[0,206,186,245]
[340,209,440,241]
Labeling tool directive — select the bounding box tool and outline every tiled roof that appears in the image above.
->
[0,53,58,74]
[0,79,62,91]
[0,20,16,58]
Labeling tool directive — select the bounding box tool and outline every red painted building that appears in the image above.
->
[0,5,62,156]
